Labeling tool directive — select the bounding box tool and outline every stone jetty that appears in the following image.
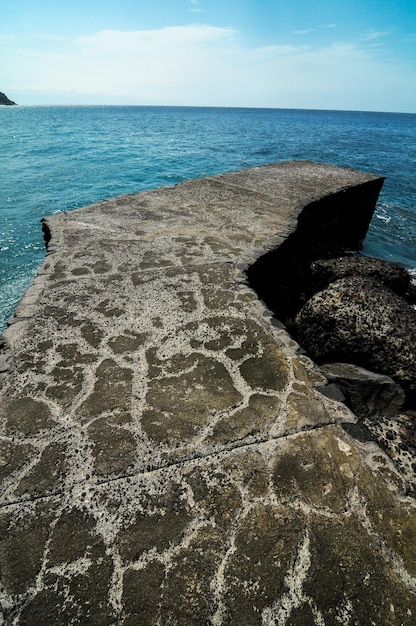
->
[0,162,415,625]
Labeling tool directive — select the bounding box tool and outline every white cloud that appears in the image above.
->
[189,0,203,13]
[292,29,316,35]
[75,25,235,50]
[360,30,390,41]
[292,24,337,36]
[3,24,416,111]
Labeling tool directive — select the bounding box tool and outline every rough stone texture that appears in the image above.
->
[294,257,416,497]
[1,162,415,624]
[320,362,406,419]
[320,363,415,494]
[310,254,411,296]
[295,276,416,395]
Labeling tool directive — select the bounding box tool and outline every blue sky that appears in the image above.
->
[1,0,415,111]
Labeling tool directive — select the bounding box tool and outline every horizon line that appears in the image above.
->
[2,103,415,115]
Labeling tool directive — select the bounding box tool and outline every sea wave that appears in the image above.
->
[1,106,415,332]
[408,267,416,285]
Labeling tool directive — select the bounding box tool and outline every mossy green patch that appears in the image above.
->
[87,416,136,476]
[108,332,148,354]
[143,353,241,443]
[15,441,68,497]
[239,345,288,392]
[78,359,133,419]
[1,397,55,434]
[208,393,280,445]
[0,439,37,482]
[0,501,57,595]
[118,482,192,560]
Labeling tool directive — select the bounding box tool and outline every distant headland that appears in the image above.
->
[0,91,17,105]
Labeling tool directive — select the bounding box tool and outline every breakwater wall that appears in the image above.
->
[1,162,415,625]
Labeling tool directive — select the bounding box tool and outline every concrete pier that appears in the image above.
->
[0,162,415,624]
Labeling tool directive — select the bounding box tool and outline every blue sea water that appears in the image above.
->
[1,105,415,332]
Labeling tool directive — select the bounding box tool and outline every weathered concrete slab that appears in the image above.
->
[0,162,415,624]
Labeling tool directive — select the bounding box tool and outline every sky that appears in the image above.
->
[1,0,416,112]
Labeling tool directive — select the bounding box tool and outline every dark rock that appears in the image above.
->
[341,421,378,443]
[318,382,346,403]
[310,255,411,297]
[406,281,416,306]
[319,362,406,419]
[0,91,16,106]
[361,411,416,494]
[295,276,416,398]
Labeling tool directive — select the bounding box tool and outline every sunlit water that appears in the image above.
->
[1,105,415,331]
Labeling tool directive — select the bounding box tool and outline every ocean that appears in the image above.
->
[1,105,415,333]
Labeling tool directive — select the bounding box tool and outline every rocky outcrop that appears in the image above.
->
[248,238,416,403]
[292,255,416,492]
[320,362,406,419]
[310,255,412,296]
[0,91,16,105]
[295,275,416,398]
[319,361,416,493]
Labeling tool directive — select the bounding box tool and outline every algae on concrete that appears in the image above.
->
[0,162,414,625]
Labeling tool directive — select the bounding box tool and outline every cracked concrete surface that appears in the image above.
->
[0,162,415,624]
